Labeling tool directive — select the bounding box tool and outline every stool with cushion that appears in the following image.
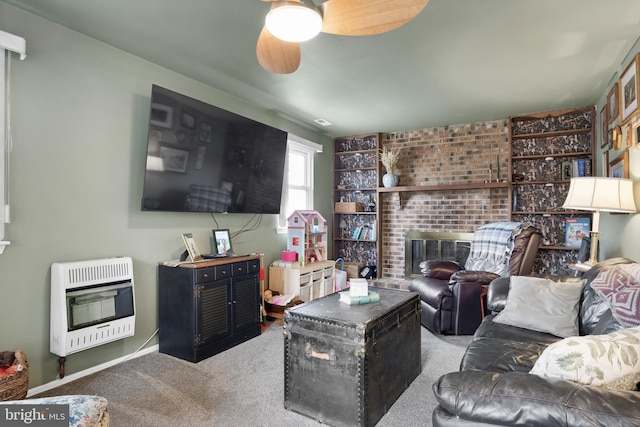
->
[409,222,541,335]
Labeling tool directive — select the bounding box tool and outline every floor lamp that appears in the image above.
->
[562,177,637,266]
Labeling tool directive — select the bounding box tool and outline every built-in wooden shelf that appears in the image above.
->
[510,127,591,140]
[377,182,509,193]
[512,151,591,160]
[539,245,579,251]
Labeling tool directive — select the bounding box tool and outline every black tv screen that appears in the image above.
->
[141,85,288,214]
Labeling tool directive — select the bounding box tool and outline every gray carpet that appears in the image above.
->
[36,322,472,427]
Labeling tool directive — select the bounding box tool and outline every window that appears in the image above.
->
[277,134,322,233]
[0,32,27,253]
[0,50,8,252]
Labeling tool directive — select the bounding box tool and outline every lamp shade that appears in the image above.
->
[563,177,637,213]
[265,3,323,43]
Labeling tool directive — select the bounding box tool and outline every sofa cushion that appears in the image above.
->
[433,370,640,427]
[460,336,550,373]
[530,326,640,391]
[474,315,561,345]
[590,264,640,328]
[493,276,585,338]
[579,258,635,334]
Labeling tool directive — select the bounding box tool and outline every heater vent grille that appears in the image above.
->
[66,260,131,286]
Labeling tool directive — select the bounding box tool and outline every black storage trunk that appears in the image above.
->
[283,287,421,427]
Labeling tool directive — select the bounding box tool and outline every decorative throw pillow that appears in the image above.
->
[493,276,585,338]
[590,264,640,328]
[530,326,640,391]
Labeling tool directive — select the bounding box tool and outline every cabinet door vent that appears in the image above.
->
[234,274,259,329]
[199,285,229,340]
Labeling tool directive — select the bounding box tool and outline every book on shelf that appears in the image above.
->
[569,159,590,177]
[561,161,572,180]
[351,224,375,240]
[577,159,585,177]
[565,217,591,248]
[339,290,380,305]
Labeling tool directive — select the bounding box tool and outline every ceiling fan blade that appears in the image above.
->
[320,0,430,36]
[256,26,301,74]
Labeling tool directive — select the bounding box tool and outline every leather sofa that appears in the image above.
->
[432,257,640,426]
[410,223,541,335]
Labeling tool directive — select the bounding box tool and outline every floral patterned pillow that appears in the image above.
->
[530,326,640,391]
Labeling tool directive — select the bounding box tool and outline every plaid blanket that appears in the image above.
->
[186,184,232,212]
[465,222,529,276]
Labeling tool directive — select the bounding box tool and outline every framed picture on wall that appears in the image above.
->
[609,151,629,178]
[600,105,608,148]
[160,146,189,173]
[199,122,212,143]
[601,150,609,177]
[634,118,640,146]
[181,111,196,129]
[607,82,618,125]
[150,103,173,129]
[620,53,640,124]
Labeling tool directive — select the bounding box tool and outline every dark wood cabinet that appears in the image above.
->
[158,255,261,362]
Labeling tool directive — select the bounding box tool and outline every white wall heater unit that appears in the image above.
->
[50,257,136,357]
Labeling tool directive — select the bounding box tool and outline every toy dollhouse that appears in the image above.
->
[287,210,327,264]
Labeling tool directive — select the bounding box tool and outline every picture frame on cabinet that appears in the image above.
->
[182,233,203,262]
[601,150,609,177]
[607,82,619,125]
[620,53,640,124]
[600,105,609,148]
[609,151,629,178]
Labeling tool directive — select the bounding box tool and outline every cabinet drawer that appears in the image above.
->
[247,259,260,274]
[299,273,312,287]
[231,261,249,276]
[324,266,334,278]
[196,265,230,282]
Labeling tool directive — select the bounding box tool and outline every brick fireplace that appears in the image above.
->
[377,120,511,280]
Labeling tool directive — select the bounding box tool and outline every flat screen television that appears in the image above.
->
[141,85,288,214]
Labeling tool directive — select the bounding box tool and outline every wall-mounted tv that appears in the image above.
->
[141,85,288,214]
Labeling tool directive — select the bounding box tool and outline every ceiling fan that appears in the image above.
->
[256,0,430,74]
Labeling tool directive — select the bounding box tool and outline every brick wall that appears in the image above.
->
[379,120,511,279]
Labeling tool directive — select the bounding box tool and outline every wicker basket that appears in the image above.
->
[0,350,29,401]
[344,262,361,279]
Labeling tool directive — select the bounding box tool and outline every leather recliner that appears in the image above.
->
[409,222,541,335]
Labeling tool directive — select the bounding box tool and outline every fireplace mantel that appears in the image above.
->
[378,181,508,193]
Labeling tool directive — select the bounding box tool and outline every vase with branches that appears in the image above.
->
[379,146,402,187]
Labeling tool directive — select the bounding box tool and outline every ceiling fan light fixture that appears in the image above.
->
[265,4,322,43]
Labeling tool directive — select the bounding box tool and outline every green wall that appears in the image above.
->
[596,37,640,262]
[0,4,332,389]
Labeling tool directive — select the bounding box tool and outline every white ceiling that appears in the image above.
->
[3,0,640,138]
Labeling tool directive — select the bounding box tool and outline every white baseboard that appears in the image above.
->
[27,344,159,397]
